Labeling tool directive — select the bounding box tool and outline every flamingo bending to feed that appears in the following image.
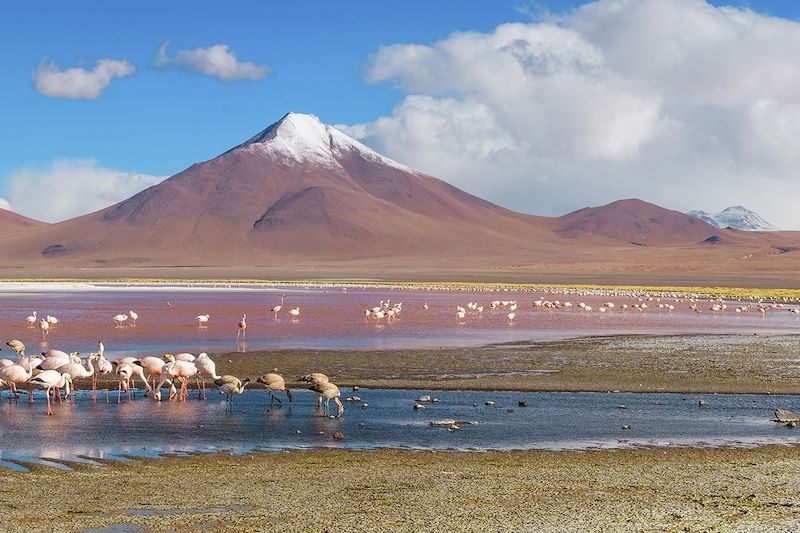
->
[300,372,329,407]
[46,315,58,326]
[317,382,344,417]
[237,314,247,340]
[28,371,73,415]
[113,314,128,326]
[174,352,196,362]
[270,295,286,319]
[0,356,34,402]
[214,375,250,408]
[39,319,50,339]
[137,356,167,395]
[194,353,221,399]
[196,314,210,326]
[256,371,293,406]
[288,307,300,319]
[155,354,197,401]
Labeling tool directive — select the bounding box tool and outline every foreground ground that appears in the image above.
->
[2,447,800,532]
[190,334,800,395]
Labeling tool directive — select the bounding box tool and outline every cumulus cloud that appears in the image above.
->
[156,41,269,81]
[34,59,134,99]
[4,159,164,222]
[347,0,800,229]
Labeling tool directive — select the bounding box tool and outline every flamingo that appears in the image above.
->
[155,354,197,401]
[270,295,286,319]
[56,354,97,398]
[288,308,300,319]
[0,356,34,402]
[25,311,37,327]
[129,310,139,325]
[138,356,167,395]
[174,352,196,362]
[6,339,25,357]
[256,371,293,406]
[196,314,210,326]
[113,314,128,326]
[214,375,250,408]
[194,353,220,400]
[112,360,152,400]
[237,314,247,340]
[91,351,113,402]
[300,372,329,407]
[39,351,80,371]
[46,315,58,326]
[317,382,344,417]
[39,319,50,339]
[28,371,73,415]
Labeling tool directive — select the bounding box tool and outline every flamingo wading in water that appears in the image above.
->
[237,314,247,341]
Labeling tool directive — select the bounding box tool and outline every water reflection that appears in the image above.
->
[2,388,800,470]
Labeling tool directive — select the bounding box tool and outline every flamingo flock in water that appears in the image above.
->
[3,288,796,418]
[0,339,345,418]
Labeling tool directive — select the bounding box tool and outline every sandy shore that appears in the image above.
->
[139,333,800,395]
[2,447,800,532]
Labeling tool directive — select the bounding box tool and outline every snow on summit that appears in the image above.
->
[234,112,415,172]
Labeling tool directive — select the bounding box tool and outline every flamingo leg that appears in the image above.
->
[46,387,53,415]
[117,381,122,403]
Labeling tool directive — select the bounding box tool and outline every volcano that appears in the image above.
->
[1,112,797,280]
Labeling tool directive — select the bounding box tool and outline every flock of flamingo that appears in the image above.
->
[0,338,344,417]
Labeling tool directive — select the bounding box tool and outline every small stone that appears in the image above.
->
[358,422,365,426]
[622,425,631,430]
[472,403,478,407]
[332,432,345,440]
[296,430,301,434]
[518,400,528,407]
[432,398,440,403]
[353,386,360,391]
[418,395,432,402]
[227,359,233,363]
[507,408,514,413]
[485,401,495,406]
[698,400,706,407]
[618,404,628,410]
[414,404,425,410]
[448,425,460,431]
[361,403,368,409]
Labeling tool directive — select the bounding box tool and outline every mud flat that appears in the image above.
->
[2,447,800,532]
[198,333,800,395]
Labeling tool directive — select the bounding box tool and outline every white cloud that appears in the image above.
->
[34,59,134,99]
[4,159,164,222]
[349,0,800,229]
[156,41,269,81]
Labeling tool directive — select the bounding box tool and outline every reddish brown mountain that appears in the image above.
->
[0,208,46,237]
[0,113,797,279]
[0,113,556,266]
[556,198,720,245]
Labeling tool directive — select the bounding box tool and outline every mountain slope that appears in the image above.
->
[0,113,556,265]
[0,208,47,237]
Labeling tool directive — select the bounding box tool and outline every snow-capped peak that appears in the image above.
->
[233,112,415,172]
[688,206,778,231]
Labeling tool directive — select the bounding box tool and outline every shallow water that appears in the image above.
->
[1,388,798,470]
[0,285,797,356]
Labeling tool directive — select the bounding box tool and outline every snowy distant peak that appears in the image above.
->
[235,112,415,172]
[687,210,722,228]
[688,206,778,231]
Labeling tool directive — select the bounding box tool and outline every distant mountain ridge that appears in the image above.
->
[688,206,777,231]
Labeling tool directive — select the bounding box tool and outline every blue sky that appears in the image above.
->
[2,0,800,227]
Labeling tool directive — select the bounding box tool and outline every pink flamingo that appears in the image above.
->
[155,354,197,401]
[237,314,247,341]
